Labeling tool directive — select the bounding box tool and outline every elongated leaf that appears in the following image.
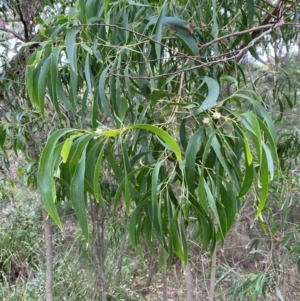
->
[69,134,95,175]
[61,135,77,163]
[185,127,202,193]
[190,77,220,115]
[85,139,103,193]
[38,55,51,118]
[66,27,80,72]
[93,141,106,205]
[203,180,219,225]
[171,210,185,263]
[70,147,89,240]
[256,149,269,217]
[152,161,163,209]
[130,124,182,162]
[174,29,199,56]
[246,0,255,25]
[154,0,167,59]
[38,129,75,228]
[98,66,112,118]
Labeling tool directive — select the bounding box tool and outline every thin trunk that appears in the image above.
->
[115,234,127,287]
[90,199,107,301]
[162,260,167,301]
[185,262,194,301]
[42,207,53,301]
[209,243,217,300]
[143,258,158,294]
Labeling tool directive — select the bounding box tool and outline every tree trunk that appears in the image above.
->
[185,262,194,301]
[90,199,107,301]
[209,245,217,301]
[115,234,127,287]
[42,207,53,301]
[162,260,168,301]
[143,258,158,295]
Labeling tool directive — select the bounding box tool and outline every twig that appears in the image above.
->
[166,60,187,124]
[109,21,284,80]
[0,20,26,42]
[15,0,29,40]
[81,23,202,64]
[199,24,274,50]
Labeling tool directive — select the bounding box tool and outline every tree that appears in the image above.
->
[1,0,300,299]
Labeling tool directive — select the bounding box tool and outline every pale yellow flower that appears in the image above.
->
[95,128,103,134]
[203,117,210,124]
[213,112,221,119]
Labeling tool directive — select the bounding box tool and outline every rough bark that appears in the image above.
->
[90,199,107,301]
[209,245,217,301]
[162,261,168,301]
[185,263,194,301]
[115,234,127,287]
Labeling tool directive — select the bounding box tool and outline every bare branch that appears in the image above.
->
[0,19,26,42]
[199,24,274,50]
[15,0,29,41]
[109,21,284,80]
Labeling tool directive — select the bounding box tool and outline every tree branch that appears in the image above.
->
[0,19,26,42]
[109,21,286,80]
[199,24,274,50]
[15,0,29,41]
[251,0,288,39]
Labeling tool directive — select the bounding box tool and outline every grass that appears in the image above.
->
[1,180,300,300]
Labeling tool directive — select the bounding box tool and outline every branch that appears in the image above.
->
[166,59,187,124]
[0,19,26,42]
[15,0,29,41]
[251,0,288,39]
[255,5,277,19]
[199,24,274,50]
[109,21,285,80]
[81,23,203,64]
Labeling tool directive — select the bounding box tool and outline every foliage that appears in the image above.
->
[19,0,300,263]
[1,0,300,299]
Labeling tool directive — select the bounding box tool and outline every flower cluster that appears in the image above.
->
[203,111,221,125]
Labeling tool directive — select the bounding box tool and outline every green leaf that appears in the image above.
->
[70,146,89,241]
[129,200,147,256]
[154,1,167,59]
[66,27,80,72]
[93,141,107,206]
[220,76,238,87]
[256,149,269,218]
[203,180,219,225]
[84,55,92,93]
[38,129,75,229]
[185,127,202,193]
[61,135,77,163]
[50,48,61,117]
[85,139,103,193]
[246,0,255,25]
[130,124,182,162]
[69,134,95,175]
[152,161,163,209]
[98,66,112,119]
[56,76,76,113]
[241,112,262,165]
[0,126,6,148]
[190,77,220,115]
[174,29,199,56]
[275,286,285,301]
[171,210,187,263]
[211,136,236,188]
[38,55,51,118]
[238,161,254,198]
